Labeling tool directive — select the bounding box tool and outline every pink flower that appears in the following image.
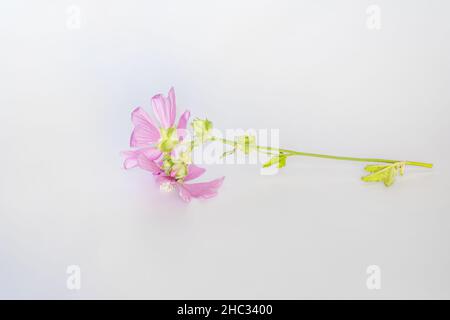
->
[122,87,225,202]
[123,87,190,168]
[137,153,225,202]
[130,87,191,147]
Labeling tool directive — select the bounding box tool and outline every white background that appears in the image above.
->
[1,0,449,299]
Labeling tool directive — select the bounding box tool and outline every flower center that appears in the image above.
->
[157,127,179,152]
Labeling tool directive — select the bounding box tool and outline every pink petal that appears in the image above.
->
[177,110,191,140]
[168,87,176,119]
[137,154,162,174]
[155,175,174,185]
[177,110,190,129]
[178,187,192,202]
[130,108,161,147]
[151,87,176,128]
[184,164,206,181]
[179,176,225,200]
[121,148,161,169]
[131,107,156,128]
[142,148,162,160]
[123,157,138,169]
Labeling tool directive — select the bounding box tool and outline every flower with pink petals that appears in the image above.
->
[122,87,225,202]
[138,154,225,202]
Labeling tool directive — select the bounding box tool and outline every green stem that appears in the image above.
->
[214,137,433,169]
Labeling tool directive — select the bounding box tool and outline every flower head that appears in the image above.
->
[129,87,190,153]
[135,153,224,202]
[122,87,225,202]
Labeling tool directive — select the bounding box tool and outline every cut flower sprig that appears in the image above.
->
[123,87,433,204]
[208,132,432,187]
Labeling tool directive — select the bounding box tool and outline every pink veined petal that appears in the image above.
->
[137,154,162,174]
[123,157,138,169]
[184,164,206,181]
[167,87,177,126]
[131,107,156,128]
[177,186,192,202]
[155,159,164,168]
[121,150,139,169]
[120,151,137,169]
[155,175,174,185]
[121,148,161,169]
[130,125,159,148]
[129,108,160,147]
[177,110,191,140]
[169,168,178,179]
[177,110,190,129]
[179,176,225,200]
[141,148,162,160]
[151,87,176,128]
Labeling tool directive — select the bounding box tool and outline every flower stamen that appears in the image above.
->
[159,181,174,193]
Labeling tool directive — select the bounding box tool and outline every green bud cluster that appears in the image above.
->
[192,118,213,142]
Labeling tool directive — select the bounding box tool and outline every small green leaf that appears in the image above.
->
[364,164,389,173]
[361,162,405,187]
[263,157,278,168]
[263,155,287,169]
[278,155,286,168]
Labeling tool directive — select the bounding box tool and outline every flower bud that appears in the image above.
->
[192,118,213,142]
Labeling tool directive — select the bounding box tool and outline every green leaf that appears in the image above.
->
[361,162,405,187]
[263,155,287,169]
[278,155,286,168]
[364,164,389,173]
